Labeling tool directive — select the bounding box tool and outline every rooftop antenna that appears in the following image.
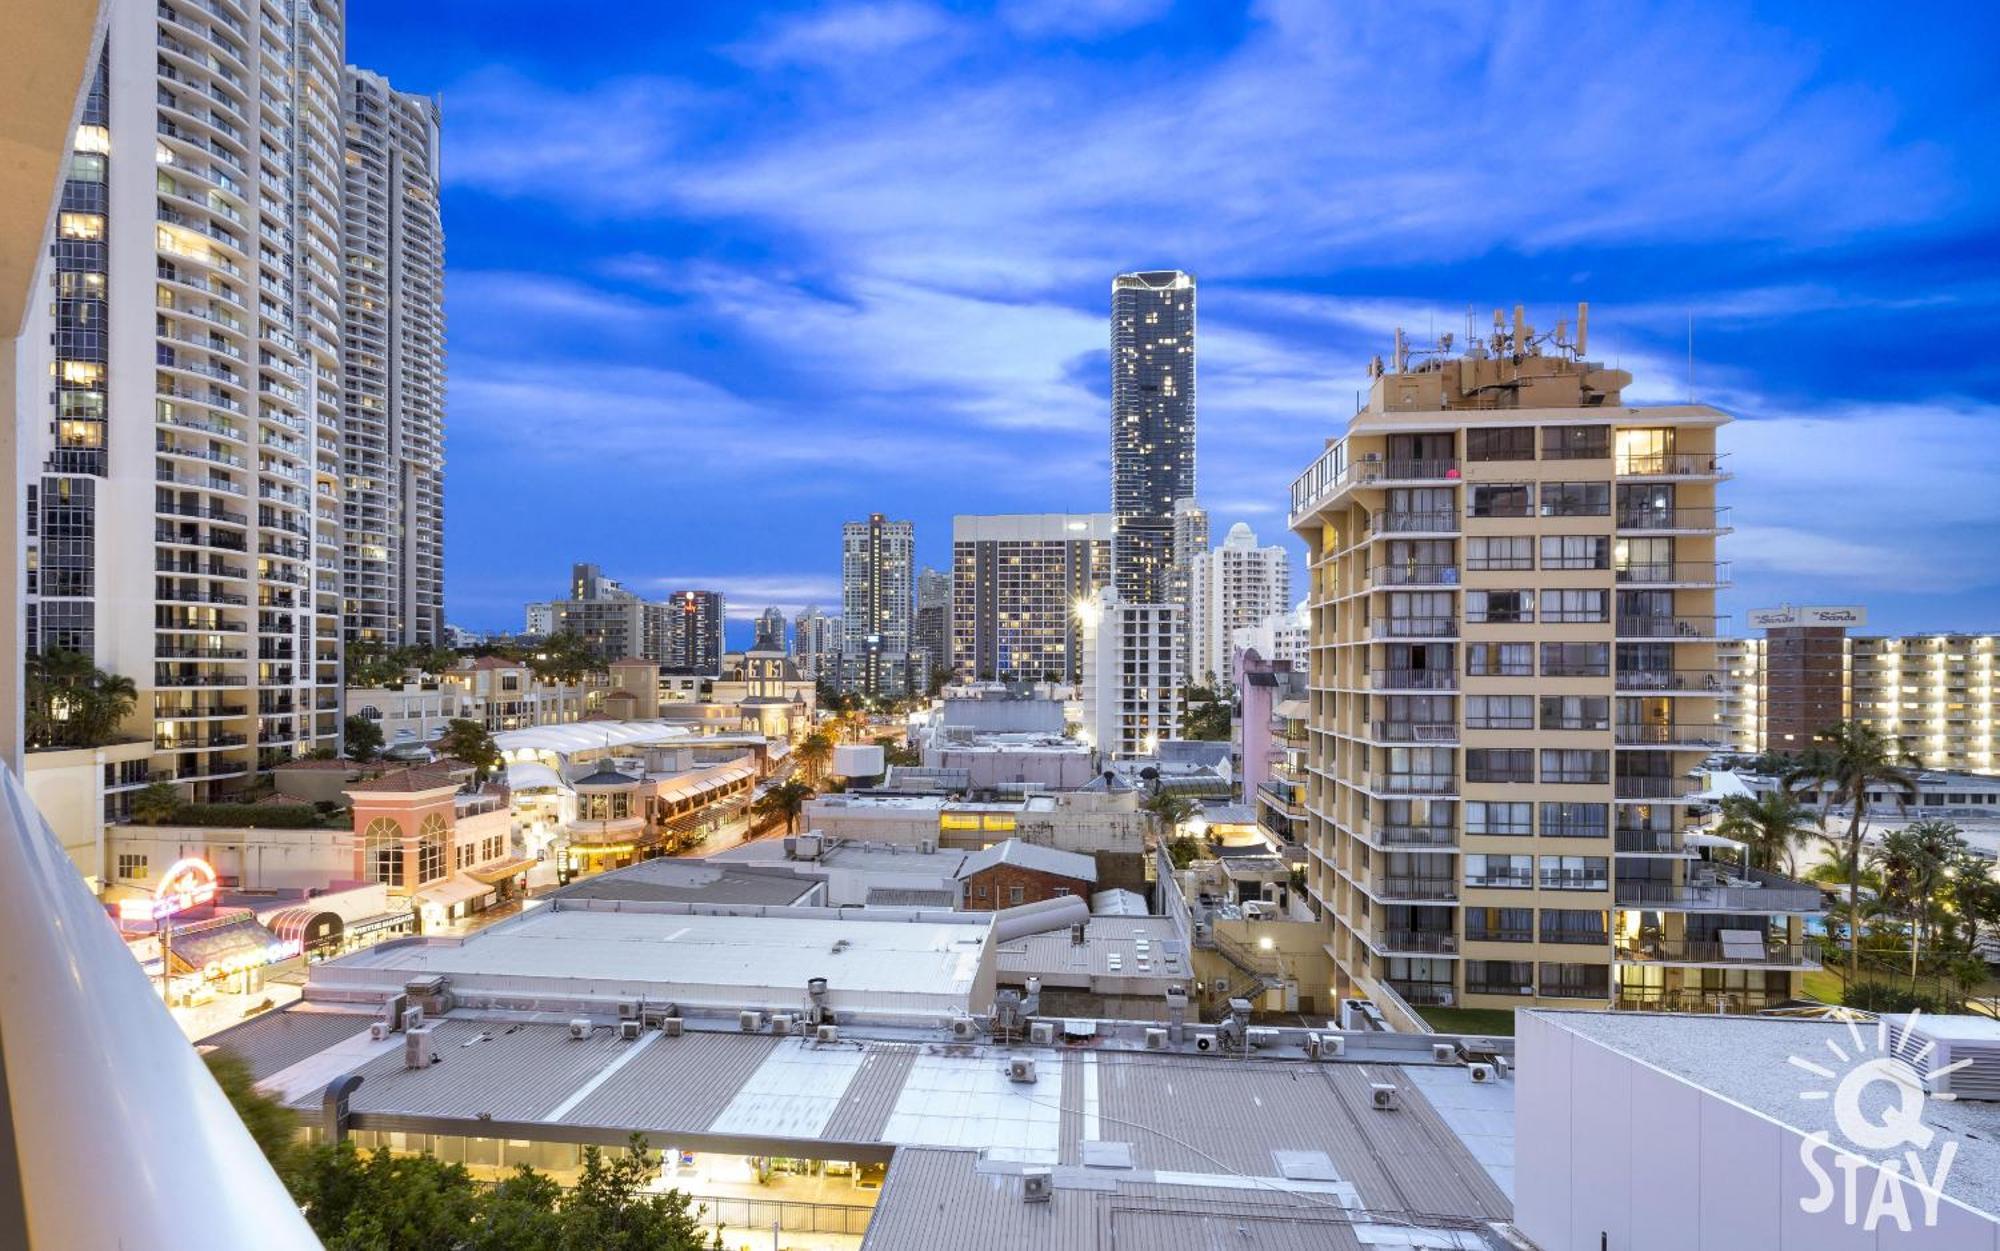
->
[1512,305,1527,356]
[1687,311,1695,403]
[1392,326,1407,373]
[1576,302,1589,357]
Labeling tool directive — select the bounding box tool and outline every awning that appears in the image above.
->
[262,907,344,950]
[467,856,537,885]
[506,761,565,792]
[165,913,291,975]
[1273,699,1310,721]
[414,874,497,910]
[1684,831,1746,850]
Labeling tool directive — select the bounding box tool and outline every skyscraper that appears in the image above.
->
[1078,591,1183,759]
[666,590,725,675]
[950,514,1113,683]
[525,563,672,661]
[753,606,788,653]
[793,606,840,680]
[1287,304,1809,1018]
[1169,496,1208,670]
[914,566,950,678]
[1188,522,1291,687]
[21,1,350,799]
[841,515,914,697]
[340,68,445,648]
[1110,270,1195,603]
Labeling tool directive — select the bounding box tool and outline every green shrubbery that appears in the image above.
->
[171,802,321,829]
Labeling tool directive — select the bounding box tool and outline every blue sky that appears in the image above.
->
[347,0,2000,642]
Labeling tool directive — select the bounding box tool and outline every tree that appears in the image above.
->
[344,643,408,689]
[204,1050,299,1177]
[436,718,502,781]
[1141,790,1197,844]
[1179,680,1232,741]
[528,630,605,685]
[1164,835,1205,869]
[752,780,814,835]
[24,649,138,749]
[344,715,385,762]
[1870,819,1964,962]
[794,730,834,784]
[131,781,182,827]
[1712,790,1818,877]
[1786,721,1920,986]
[876,735,921,769]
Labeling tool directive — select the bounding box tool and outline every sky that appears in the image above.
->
[346,0,2000,643]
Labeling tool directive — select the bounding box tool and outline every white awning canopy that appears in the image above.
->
[415,874,497,910]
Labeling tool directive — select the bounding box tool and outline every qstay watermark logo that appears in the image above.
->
[1787,1011,1969,1232]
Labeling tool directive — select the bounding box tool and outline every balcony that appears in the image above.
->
[1375,930,1458,955]
[1613,937,1822,968]
[1373,823,1458,848]
[1372,563,1461,587]
[1370,669,1457,691]
[1538,980,1613,1001]
[1616,507,1731,533]
[1372,772,1458,796]
[1613,866,1823,912]
[1371,874,1459,901]
[1614,722,1733,749]
[1386,980,1457,1007]
[1614,828,1684,855]
[1370,616,1458,640]
[1612,775,1702,800]
[1371,720,1460,744]
[1614,561,1730,588]
[1616,452,1729,478]
[1365,457,1461,483]
[1376,510,1459,534]
[1615,614,1728,640]
[1614,668,1726,693]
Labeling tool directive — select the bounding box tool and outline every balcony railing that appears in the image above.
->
[1366,457,1461,482]
[1538,980,1612,1000]
[1373,563,1461,587]
[1616,452,1728,477]
[1371,616,1458,639]
[1614,938,1821,967]
[1614,722,1733,747]
[1372,720,1460,744]
[1614,668,1726,692]
[1615,561,1730,586]
[1386,980,1457,1006]
[1370,669,1457,691]
[1373,823,1459,848]
[1372,875,1459,901]
[1373,772,1458,796]
[1377,930,1458,954]
[1614,828,1680,854]
[1376,510,1459,533]
[1613,866,1823,912]
[1616,507,1731,532]
[1613,776,1700,800]
[1615,614,1727,640]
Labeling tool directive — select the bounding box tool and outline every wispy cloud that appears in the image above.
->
[637,573,846,618]
[728,2,959,69]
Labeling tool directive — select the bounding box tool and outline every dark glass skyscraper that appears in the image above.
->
[1110,270,1196,602]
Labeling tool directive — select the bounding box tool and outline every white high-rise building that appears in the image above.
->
[1188,522,1291,687]
[340,67,444,647]
[793,606,840,680]
[950,513,1113,683]
[21,0,349,802]
[1078,590,1183,759]
[841,514,915,696]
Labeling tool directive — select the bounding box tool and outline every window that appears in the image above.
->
[1540,696,1610,731]
[1541,589,1608,623]
[1615,427,1678,475]
[58,212,105,241]
[1466,590,1534,624]
[417,814,449,884]
[1465,695,1532,730]
[1539,749,1608,784]
[1466,427,1535,461]
[1538,855,1609,890]
[1539,481,1610,517]
[1464,959,1535,995]
[364,817,403,887]
[1540,642,1609,677]
[1465,801,1532,835]
[1466,749,1533,783]
[1540,909,1610,944]
[1464,908,1533,942]
[1468,482,1533,518]
[1466,536,1532,572]
[1544,425,1609,460]
[1466,853,1533,888]
[1539,535,1609,571]
[117,853,148,881]
[1539,963,1610,998]
[1540,803,1609,838]
[1465,642,1532,676]
[1009,885,1025,905]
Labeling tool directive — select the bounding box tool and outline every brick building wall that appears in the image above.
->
[960,864,1092,911]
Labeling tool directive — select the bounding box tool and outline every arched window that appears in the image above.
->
[417,813,448,884]
[363,817,403,886]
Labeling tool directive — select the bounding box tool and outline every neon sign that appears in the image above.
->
[118,857,218,922]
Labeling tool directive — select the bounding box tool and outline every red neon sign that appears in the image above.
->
[118,857,218,922]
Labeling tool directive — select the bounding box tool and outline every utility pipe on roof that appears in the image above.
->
[990,895,1091,943]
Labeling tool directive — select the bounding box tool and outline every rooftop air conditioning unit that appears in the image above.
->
[1887,1016,2000,1101]
[1194,1031,1218,1053]
[1246,1028,1279,1051]
[949,1016,979,1041]
[404,1026,434,1070]
[617,1000,641,1021]
[1494,1056,1512,1079]
[817,1024,840,1043]
[1144,1028,1168,1050]
[1469,1063,1495,1084]
[772,1013,795,1035]
[918,838,936,855]
[1431,1043,1458,1064]
[569,1019,591,1041]
[1022,1169,1052,1204]
[1029,1022,1055,1046]
[1370,1083,1400,1111]
[662,1017,685,1038]
[369,1021,391,1043]
[1008,1057,1037,1084]
[401,1006,424,1033]
[740,1010,765,1033]
[618,1020,642,1041]
[1308,1033,1345,1060]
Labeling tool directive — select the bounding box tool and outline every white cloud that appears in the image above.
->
[636,573,846,618]
[729,3,958,69]
[998,0,1169,38]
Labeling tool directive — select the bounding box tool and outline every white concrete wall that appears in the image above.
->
[1515,1012,2000,1250]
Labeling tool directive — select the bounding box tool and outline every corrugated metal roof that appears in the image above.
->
[199,1007,377,1081]
[957,839,1097,884]
[556,1030,779,1133]
[345,1017,636,1121]
[823,1044,919,1142]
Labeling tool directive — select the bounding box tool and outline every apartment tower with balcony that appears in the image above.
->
[1288,305,1819,1021]
[1110,271,1195,604]
[21,0,349,805]
[1188,521,1292,688]
[950,513,1112,684]
[841,514,915,697]
[339,67,444,647]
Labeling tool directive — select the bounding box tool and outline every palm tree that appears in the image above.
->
[794,731,834,784]
[1712,790,1818,877]
[25,649,138,749]
[752,780,814,835]
[1787,721,1920,985]
[1140,789,1197,843]
[130,781,182,827]
[1870,819,1964,964]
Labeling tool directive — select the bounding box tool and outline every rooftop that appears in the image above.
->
[494,721,694,755]
[958,840,1097,884]
[548,860,820,908]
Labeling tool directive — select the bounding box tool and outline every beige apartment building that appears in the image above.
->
[1287,307,1818,1022]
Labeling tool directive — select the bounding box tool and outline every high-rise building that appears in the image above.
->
[1110,270,1195,603]
[525,563,672,661]
[753,606,788,654]
[1077,590,1183,759]
[664,590,724,675]
[1188,522,1291,687]
[20,2,350,799]
[950,514,1113,684]
[1721,608,1998,771]
[841,515,915,697]
[1168,496,1208,663]
[1288,304,1816,1021]
[914,565,950,679]
[339,68,445,648]
[793,606,840,680]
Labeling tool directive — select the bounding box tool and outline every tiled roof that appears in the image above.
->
[346,767,462,794]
